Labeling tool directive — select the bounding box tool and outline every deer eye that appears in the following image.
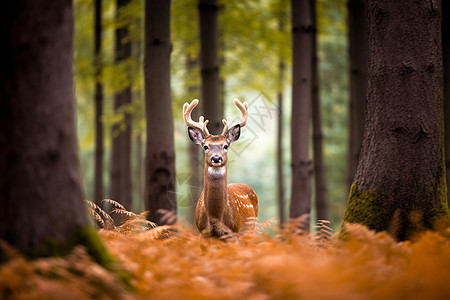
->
[223,144,228,150]
[204,145,209,151]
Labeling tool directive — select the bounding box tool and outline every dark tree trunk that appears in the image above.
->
[136,133,144,208]
[443,0,450,207]
[110,0,133,222]
[290,0,313,228]
[277,73,286,225]
[277,0,287,225]
[310,0,328,221]
[346,0,367,191]
[94,0,104,207]
[0,0,111,265]
[144,0,177,225]
[344,0,450,241]
[199,0,222,134]
[219,19,226,122]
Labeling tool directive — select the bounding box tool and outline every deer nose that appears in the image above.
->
[211,155,222,164]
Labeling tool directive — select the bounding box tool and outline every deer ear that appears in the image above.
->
[226,124,241,144]
[188,127,204,145]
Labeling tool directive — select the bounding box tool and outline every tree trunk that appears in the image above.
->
[144,0,177,226]
[277,0,287,225]
[94,0,104,207]
[311,0,328,221]
[277,85,286,225]
[443,0,450,208]
[199,0,222,134]
[186,53,202,224]
[290,0,313,228]
[346,0,367,191]
[0,0,112,265]
[344,0,450,241]
[135,132,144,210]
[110,0,133,223]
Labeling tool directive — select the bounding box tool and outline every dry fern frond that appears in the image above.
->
[85,201,105,228]
[281,214,310,237]
[314,219,334,242]
[101,198,126,211]
[84,200,115,230]
[119,212,157,234]
[156,209,177,225]
[95,204,115,224]
[111,208,137,217]
[141,225,179,240]
[254,218,279,235]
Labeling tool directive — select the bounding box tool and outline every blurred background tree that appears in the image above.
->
[144,0,177,226]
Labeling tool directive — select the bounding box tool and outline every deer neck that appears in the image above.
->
[203,162,228,219]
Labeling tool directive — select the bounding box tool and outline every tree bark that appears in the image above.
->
[277,72,286,225]
[290,0,313,228]
[144,0,177,226]
[277,0,287,225]
[136,133,144,209]
[346,0,367,191]
[94,0,104,207]
[443,0,450,208]
[311,0,328,221]
[344,0,450,241]
[199,0,222,134]
[110,0,133,222]
[0,0,111,265]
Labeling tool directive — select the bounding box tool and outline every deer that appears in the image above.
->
[183,98,258,241]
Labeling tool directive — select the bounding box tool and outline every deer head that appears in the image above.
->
[183,98,248,169]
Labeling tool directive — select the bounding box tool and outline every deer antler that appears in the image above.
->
[221,98,249,135]
[183,99,210,137]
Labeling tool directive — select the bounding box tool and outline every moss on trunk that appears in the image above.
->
[343,183,391,232]
[26,226,112,265]
[19,226,131,287]
[344,183,450,240]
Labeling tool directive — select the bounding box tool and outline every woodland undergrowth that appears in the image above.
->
[2,200,450,299]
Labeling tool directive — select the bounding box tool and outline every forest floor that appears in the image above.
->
[2,219,450,299]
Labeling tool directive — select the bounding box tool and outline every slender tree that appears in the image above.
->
[443,0,450,207]
[199,0,222,134]
[110,0,133,220]
[344,0,450,240]
[276,0,287,225]
[94,0,104,207]
[0,0,111,265]
[186,53,202,224]
[135,133,144,208]
[144,0,177,225]
[310,0,328,221]
[346,0,367,191]
[290,0,313,227]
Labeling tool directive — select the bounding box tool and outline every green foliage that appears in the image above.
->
[220,0,291,96]
[171,0,200,109]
